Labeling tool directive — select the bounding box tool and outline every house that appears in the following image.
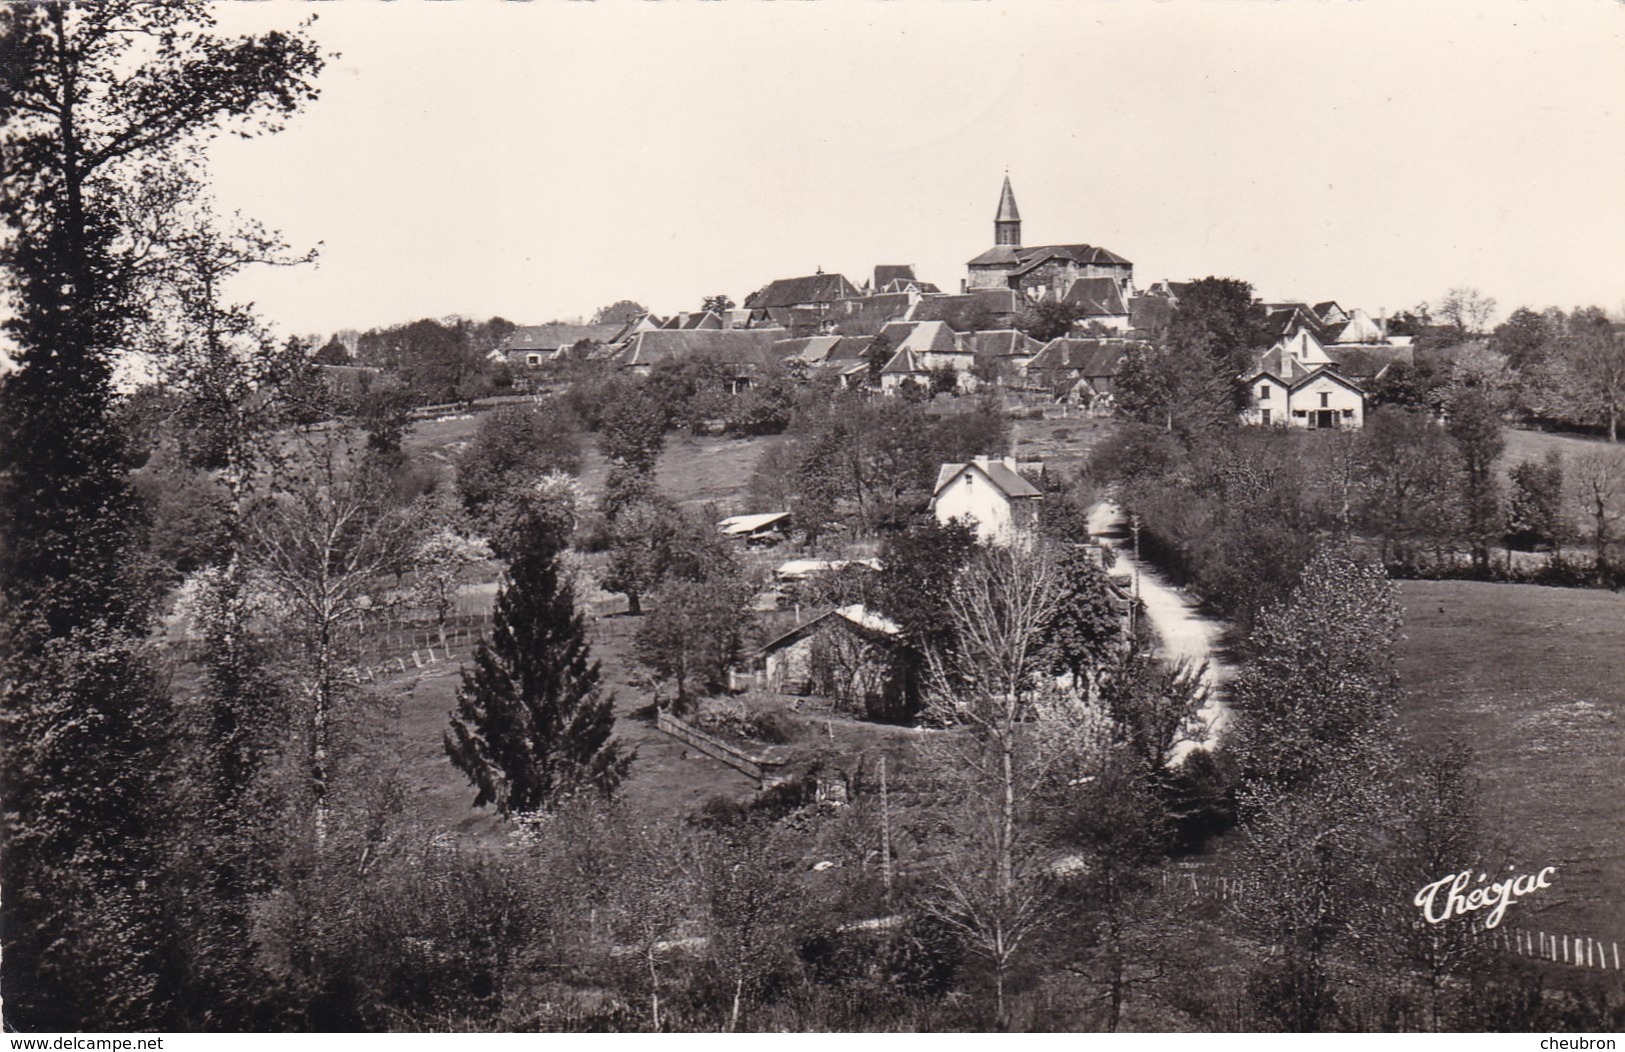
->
[964,175,1134,301]
[1023,337,1137,401]
[962,330,1045,377]
[868,265,941,296]
[744,272,862,313]
[1240,344,1366,429]
[1128,294,1173,338]
[718,511,792,545]
[876,321,977,393]
[502,322,626,367]
[757,604,908,715]
[909,288,1022,332]
[1058,276,1131,331]
[614,329,785,378]
[930,455,1045,545]
[830,292,915,336]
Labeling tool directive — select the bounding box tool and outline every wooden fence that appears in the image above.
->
[1159,869,1622,972]
[655,710,783,784]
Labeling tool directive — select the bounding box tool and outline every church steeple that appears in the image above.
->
[994,173,1022,248]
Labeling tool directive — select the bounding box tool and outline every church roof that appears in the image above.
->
[967,242,1133,269]
[745,273,861,310]
[996,175,1022,222]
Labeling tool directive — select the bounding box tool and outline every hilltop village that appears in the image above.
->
[5,2,1623,1031]
[485,175,1413,430]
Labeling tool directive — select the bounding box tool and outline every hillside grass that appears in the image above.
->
[1394,579,1625,939]
[1501,426,1621,479]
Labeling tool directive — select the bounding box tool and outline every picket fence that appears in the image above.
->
[1160,870,1622,972]
[345,613,492,684]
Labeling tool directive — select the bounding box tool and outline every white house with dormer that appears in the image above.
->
[1240,341,1366,430]
[930,455,1044,545]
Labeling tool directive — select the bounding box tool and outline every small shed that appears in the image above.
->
[719,511,792,546]
[757,604,908,717]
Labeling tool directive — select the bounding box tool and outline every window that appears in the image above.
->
[1343,408,1354,418]
[527,354,541,366]
[1261,408,1272,426]
[1259,384,1271,399]
[1320,392,1329,408]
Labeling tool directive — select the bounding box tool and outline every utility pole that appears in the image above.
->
[879,754,893,909]
[1129,513,1142,641]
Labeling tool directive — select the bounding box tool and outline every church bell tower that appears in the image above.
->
[994,174,1022,248]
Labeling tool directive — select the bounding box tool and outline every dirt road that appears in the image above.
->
[1087,501,1233,760]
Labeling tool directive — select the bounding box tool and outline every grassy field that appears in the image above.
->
[1394,579,1625,938]
[1501,426,1621,478]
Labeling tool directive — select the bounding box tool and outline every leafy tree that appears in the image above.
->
[1506,452,1565,552]
[873,517,980,671]
[1490,306,1555,374]
[0,1,321,1029]
[1164,276,1275,386]
[1551,307,1625,441]
[1229,547,1403,1030]
[862,333,893,388]
[927,363,960,396]
[593,298,648,326]
[701,294,736,315]
[1443,383,1506,572]
[1016,297,1083,342]
[1355,407,1460,566]
[1231,545,1401,795]
[1039,545,1127,689]
[633,576,752,712]
[313,335,352,365]
[409,515,492,639]
[454,400,583,531]
[446,511,632,815]
[599,386,668,519]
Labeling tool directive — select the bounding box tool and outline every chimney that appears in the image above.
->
[1379,308,1388,341]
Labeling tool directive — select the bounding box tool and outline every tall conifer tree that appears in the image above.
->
[446,516,632,815]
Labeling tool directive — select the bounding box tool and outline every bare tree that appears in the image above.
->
[1570,448,1625,574]
[250,431,420,841]
[1436,287,1498,337]
[918,543,1085,1025]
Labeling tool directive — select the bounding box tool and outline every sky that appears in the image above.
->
[204,0,1625,337]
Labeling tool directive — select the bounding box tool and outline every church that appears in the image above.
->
[964,176,1134,304]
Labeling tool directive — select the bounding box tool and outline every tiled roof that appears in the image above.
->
[617,329,785,370]
[873,264,916,288]
[968,242,1133,269]
[1061,277,1128,317]
[962,330,1042,358]
[1025,338,1137,376]
[505,323,624,351]
[908,289,1021,332]
[1327,345,1413,378]
[932,458,1043,500]
[832,292,914,336]
[744,273,861,310]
